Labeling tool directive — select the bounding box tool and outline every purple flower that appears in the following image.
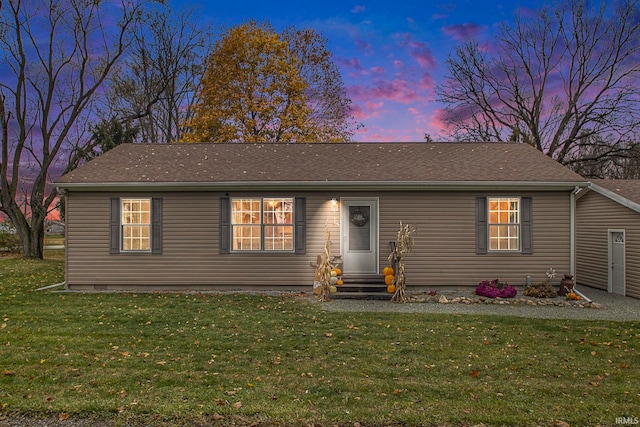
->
[475,279,517,298]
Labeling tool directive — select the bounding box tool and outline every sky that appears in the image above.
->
[188,0,542,142]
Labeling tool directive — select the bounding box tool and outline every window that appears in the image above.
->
[121,198,151,251]
[488,197,520,251]
[231,198,294,251]
[477,196,532,255]
[110,197,162,254]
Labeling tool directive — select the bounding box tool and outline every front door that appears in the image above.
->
[609,230,625,295]
[341,198,378,274]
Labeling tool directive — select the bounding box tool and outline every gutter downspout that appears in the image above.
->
[570,186,582,280]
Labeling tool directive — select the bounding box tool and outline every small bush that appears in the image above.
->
[475,279,517,298]
[523,281,558,298]
[0,232,21,254]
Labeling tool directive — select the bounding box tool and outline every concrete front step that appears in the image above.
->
[333,274,391,299]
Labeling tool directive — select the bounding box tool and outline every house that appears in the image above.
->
[55,142,588,292]
[576,179,640,299]
[46,220,65,234]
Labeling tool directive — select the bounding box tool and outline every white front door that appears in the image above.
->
[341,198,378,274]
[609,230,625,296]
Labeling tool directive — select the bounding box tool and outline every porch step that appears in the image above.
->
[332,274,392,300]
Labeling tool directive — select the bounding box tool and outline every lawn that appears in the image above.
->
[1,253,639,426]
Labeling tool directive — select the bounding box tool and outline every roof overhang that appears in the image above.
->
[587,182,640,214]
[56,180,589,193]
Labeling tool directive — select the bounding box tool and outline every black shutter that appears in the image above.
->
[476,197,488,254]
[151,198,163,254]
[220,197,230,254]
[110,198,120,254]
[521,197,533,254]
[294,197,306,254]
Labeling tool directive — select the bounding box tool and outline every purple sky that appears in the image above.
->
[192,0,542,141]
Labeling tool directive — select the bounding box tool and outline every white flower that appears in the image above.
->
[546,268,556,279]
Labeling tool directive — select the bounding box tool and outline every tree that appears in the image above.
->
[436,0,640,172]
[0,0,149,258]
[105,4,212,144]
[58,118,138,221]
[183,21,357,143]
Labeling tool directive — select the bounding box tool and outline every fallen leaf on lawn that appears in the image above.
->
[392,389,403,395]
[470,369,480,378]
[3,371,15,376]
[325,333,333,337]
[58,413,69,421]
[156,361,166,366]
[233,401,242,409]
[589,381,600,387]
[212,413,224,421]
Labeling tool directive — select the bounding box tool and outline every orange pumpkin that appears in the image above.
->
[383,266,394,276]
[387,284,396,293]
[336,279,344,286]
[332,268,342,276]
[384,274,395,286]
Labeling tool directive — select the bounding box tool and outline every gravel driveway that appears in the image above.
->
[322,287,640,322]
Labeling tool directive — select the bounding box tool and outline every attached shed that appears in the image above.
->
[55,142,587,293]
[576,179,640,299]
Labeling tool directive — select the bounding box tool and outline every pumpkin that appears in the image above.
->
[384,274,395,286]
[329,285,337,293]
[383,266,394,276]
[330,270,338,277]
[330,276,339,285]
[332,268,342,276]
[336,279,343,286]
[387,284,396,293]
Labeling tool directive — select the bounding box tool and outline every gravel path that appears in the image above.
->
[322,287,640,322]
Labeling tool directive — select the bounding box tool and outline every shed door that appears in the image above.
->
[341,198,378,274]
[609,231,625,296]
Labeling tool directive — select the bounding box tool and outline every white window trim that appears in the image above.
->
[487,196,521,252]
[230,197,295,253]
[121,198,152,253]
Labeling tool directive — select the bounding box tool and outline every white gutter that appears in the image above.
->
[570,186,582,279]
[57,180,589,192]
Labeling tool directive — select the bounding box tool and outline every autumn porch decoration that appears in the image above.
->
[389,221,416,303]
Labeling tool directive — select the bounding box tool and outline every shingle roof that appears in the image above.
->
[590,179,640,211]
[56,142,586,189]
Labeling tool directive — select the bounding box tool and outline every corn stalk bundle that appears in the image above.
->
[318,228,333,302]
[390,221,416,303]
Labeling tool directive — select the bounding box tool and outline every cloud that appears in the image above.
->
[348,78,421,104]
[408,41,437,69]
[355,125,421,142]
[350,100,384,120]
[351,5,366,13]
[392,33,437,70]
[442,22,486,41]
[337,57,364,71]
[355,39,373,55]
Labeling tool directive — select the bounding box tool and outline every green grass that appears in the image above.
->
[1,254,639,426]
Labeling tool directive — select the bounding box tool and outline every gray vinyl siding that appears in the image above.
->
[576,191,640,299]
[65,190,572,291]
